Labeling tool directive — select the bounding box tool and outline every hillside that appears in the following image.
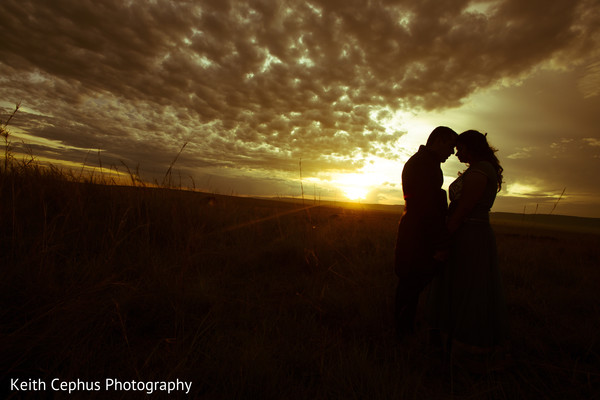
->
[2,171,599,399]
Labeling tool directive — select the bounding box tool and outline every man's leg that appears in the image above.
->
[395,278,420,339]
[395,267,438,340]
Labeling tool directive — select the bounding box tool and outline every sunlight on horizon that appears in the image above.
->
[343,186,369,200]
[326,157,403,202]
[335,173,371,201]
[505,182,543,198]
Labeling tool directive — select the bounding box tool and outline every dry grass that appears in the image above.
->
[1,156,599,399]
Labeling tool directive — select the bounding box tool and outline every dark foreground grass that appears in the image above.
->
[1,165,599,399]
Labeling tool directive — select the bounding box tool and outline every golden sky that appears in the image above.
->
[1,0,599,217]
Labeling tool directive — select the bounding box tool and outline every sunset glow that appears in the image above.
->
[334,173,372,201]
[343,186,369,201]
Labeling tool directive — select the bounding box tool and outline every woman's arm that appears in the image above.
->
[447,170,487,233]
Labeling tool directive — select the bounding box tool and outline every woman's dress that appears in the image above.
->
[426,161,509,348]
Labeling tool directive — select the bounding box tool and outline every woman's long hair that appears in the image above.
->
[458,130,504,192]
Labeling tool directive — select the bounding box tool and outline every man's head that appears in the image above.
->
[425,126,458,162]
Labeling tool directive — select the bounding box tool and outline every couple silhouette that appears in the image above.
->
[394,126,509,366]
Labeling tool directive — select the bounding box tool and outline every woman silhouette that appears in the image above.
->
[426,130,509,365]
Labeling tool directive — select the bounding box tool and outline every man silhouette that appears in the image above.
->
[395,126,457,340]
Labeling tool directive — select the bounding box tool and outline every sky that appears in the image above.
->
[1,0,599,218]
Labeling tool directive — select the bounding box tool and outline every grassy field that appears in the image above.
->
[1,164,599,399]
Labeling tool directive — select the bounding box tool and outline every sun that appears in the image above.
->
[343,186,369,201]
[313,157,402,203]
[333,173,372,201]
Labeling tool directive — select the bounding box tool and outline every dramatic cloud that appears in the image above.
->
[1,0,599,215]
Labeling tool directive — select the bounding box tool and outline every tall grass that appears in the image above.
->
[1,162,403,398]
[1,102,20,172]
[3,161,599,398]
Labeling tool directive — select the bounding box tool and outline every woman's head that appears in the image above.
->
[456,130,490,161]
[457,130,504,192]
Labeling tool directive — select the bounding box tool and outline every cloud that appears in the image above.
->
[578,60,600,98]
[503,137,599,200]
[507,146,537,160]
[584,138,600,147]
[1,0,599,186]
